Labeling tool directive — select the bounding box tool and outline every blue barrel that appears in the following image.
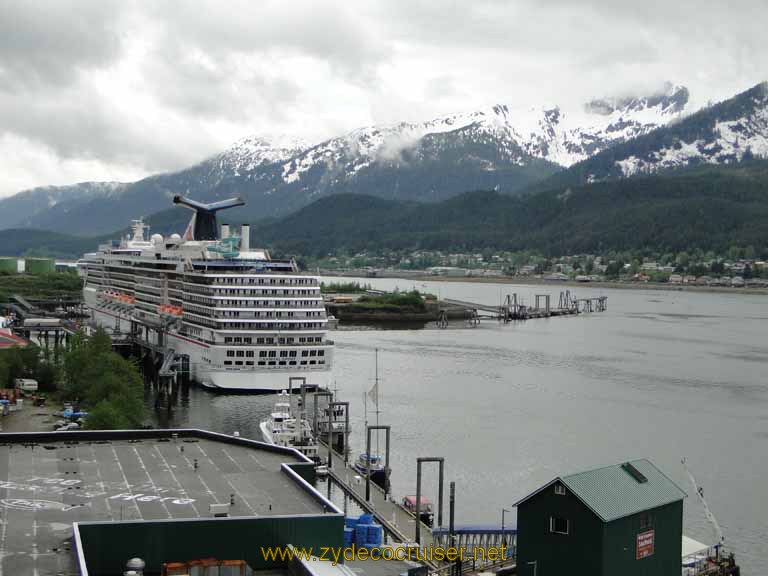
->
[367,524,383,546]
[343,527,355,545]
[356,524,372,544]
[345,516,359,529]
[358,513,374,525]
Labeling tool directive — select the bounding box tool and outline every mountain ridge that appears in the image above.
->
[531,82,768,191]
[3,160,768,260]
[0,82,708,235]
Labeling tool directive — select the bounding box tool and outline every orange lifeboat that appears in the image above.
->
[99,290,134,306]
[158,304,183,317]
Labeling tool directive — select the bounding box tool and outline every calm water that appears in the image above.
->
[150,278,768,573]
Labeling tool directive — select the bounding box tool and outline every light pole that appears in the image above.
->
[501,507,511,548]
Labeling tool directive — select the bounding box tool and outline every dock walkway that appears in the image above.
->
[320,441,436,549]
[439,291,606,323]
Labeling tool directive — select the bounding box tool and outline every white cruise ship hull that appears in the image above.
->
[86,291,332,393]
[199,369,329,392]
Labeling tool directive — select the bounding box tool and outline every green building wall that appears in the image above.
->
[516,483,604,576]
[77,514,345,576]
[517,483,683,576]
[601,500,683,576]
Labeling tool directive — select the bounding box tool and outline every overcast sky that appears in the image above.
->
[0,0,765,198]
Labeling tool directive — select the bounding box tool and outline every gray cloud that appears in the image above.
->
[0,0,766,197]
[0,0,125,90]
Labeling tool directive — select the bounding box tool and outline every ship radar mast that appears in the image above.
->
[173,195,245,241]
[130,219,148,242]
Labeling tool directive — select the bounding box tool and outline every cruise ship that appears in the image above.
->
[79,195,333,392]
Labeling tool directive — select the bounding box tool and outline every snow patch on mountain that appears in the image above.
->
[615,93,768,177]
[217,135,308,176]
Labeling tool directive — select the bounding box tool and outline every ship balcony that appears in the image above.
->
[215,360,329,370]
[181,319,328,332]
[197,312,327,320]
[210,340,335,347]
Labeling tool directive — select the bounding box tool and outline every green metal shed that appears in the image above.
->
[0,257,17,274]
[515,459,686,576]
[24,257,55,274]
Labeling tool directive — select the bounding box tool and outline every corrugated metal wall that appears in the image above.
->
[601,500,683,576]
[77,514,344,576]
[517,486,604,575]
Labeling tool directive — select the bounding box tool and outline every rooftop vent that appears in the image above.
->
[622,462,648,483]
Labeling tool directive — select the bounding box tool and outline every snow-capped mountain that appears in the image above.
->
[539,81,768,188]
[215,135,309,177]
[1,81,766,236]
[0,181,128,230]
[279,82,692,188]
[614,83,768,177]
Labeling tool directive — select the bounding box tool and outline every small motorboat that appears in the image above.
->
[401,495,434,527]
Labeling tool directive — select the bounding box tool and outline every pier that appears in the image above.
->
[439,290,607,326]
[316,431,517,574]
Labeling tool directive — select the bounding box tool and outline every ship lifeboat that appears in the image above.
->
[98,290,135,306]
[116,294,136,305]
[158,304,183,317]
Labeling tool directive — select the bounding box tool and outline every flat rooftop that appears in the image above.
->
[0,431,330,576]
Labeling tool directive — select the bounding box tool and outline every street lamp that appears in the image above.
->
[501,507,511,548]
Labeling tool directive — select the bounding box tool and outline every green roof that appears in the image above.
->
[516,459,687,523]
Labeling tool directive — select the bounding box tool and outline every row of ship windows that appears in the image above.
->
[183,286,320,298]
[185,318,325,330]
[224,360,325,367]
[226,349,325,358]
[88,266,316,288]
[183,308,324,322]
[215,310,324,318]
[187,296,321,307]
[223,336,323,344]
[210,288,319,296]
[211,277,316,286]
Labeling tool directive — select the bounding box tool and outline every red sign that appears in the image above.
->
[636,530,655,559]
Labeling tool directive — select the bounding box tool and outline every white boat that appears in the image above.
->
[259,391,292,444]
[259,391,321,462]
[315,402,349,435]
[78,195,334,392]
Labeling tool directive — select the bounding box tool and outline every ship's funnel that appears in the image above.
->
[173,195,245,241]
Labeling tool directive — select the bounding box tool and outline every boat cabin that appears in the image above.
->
[402,495,433,514]
[402,495,434,527]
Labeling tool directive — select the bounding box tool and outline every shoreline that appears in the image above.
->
[321,271,768,296]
